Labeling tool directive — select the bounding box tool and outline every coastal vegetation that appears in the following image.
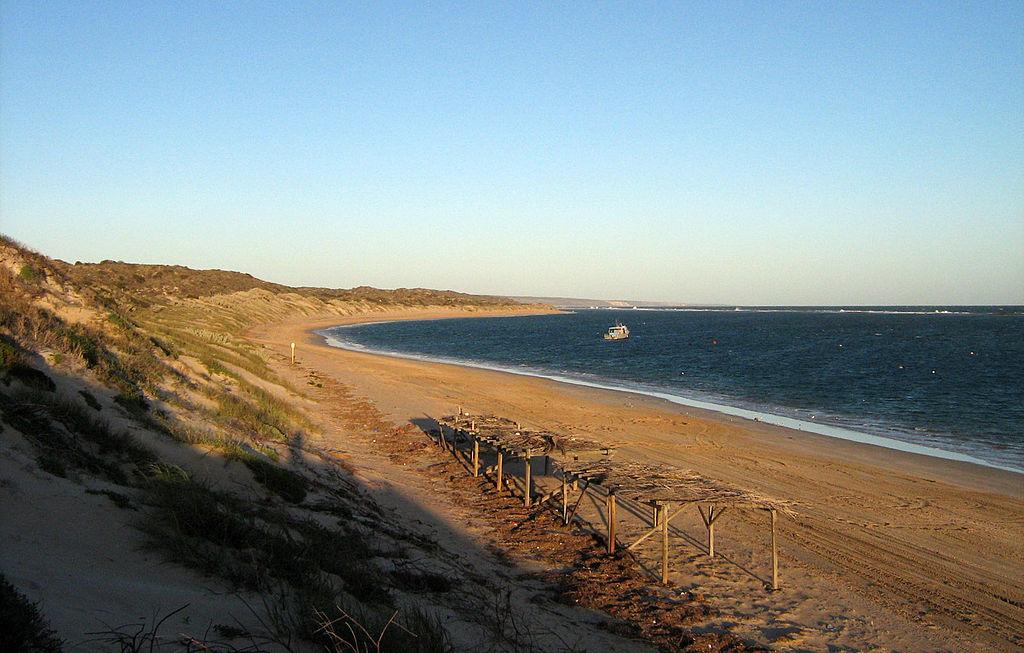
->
[0,235,527,651]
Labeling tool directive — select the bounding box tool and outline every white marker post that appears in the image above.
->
[290,342,295,365]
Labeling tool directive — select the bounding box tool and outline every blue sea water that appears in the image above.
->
[322,307,1024,474]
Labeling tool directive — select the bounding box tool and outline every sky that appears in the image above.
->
[1,1,1022,305]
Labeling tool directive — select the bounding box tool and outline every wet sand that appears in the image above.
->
[249,309,1024,651]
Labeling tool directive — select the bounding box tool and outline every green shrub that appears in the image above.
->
[229,451,308,503]
[0,335,20,369]
[17,264,43,283]
[2,389,155,484]
[5,364,56,393]
[77,390,101,411]
[0,573,63,652]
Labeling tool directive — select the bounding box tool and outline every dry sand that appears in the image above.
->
[248,308,1024,652]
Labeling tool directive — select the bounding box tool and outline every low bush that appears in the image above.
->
[227,449,308,504]
[0,573,63,652]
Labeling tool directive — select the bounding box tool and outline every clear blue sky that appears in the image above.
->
[2,1,1021,304]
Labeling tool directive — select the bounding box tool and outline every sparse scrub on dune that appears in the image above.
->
[203,378,318,445]
[0,277,173,404]
[0,334,22,368]
[314,603,451,653]
[0,338,57,393]
[147,412,227,448]
[140,465,393,618]
[225,446,309,503]
[0,572,64,653]
[0,237,475,650]
[77,389,101,411]
[148,320,300,392]
[0,387,155,484]
[18,264,45,283]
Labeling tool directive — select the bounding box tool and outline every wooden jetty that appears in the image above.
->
[434,410,791,591]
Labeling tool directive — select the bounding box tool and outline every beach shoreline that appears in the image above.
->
[319,318,1023,477]
[247,307,1024,651]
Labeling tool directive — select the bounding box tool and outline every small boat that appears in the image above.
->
[603,322,630,340]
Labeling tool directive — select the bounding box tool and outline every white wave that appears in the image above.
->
[315,326,1023,475]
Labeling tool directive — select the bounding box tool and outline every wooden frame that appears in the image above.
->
[437,412,788,592]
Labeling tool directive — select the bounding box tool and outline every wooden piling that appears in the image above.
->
[496,449,503,492]
[290,342,295,364]
[606,490,617,554]
[472,438,479,477]
[561,474,569,524]
[523,448,532,507]
[771,509,779,591]
[709,506,715,557]
[660,503,670,585]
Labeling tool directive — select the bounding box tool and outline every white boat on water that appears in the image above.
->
[604,322,630,340]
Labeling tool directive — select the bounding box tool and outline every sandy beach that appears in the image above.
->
[249,308,1024,652]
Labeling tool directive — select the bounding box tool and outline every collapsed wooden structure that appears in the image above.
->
[435,410,791,591]
[558,459,792,588]
[437,412,611,507]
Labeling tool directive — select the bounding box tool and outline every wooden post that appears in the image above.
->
[438,424,445,449]
[771,509,779,591]
[660,503,670,585]
[290,342,295,364]
[496,449,503,492]
[652,504,659,528]
[523,448,532,507]
[458,405,462,416]
[708,506,715,557]
[571,456,579,490]
[698,505,726,558]
[606,491,617,554]
[472,438,479,477]
[561,474,569,524]
[543,454,550,476]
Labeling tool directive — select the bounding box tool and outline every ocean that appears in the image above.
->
[321,307,1024,474]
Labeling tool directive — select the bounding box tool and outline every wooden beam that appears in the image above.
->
[626,504,687,551]
[534,486,564,506]
[564,480,591,525]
